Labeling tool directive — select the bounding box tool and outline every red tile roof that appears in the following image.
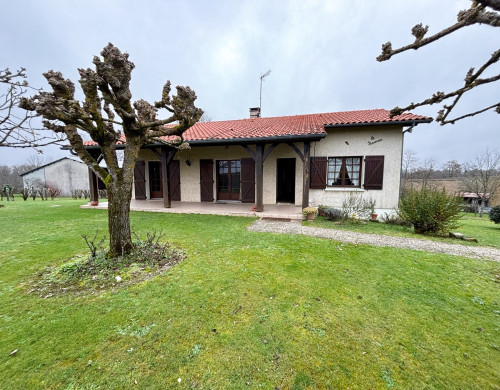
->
[82,109,431,147]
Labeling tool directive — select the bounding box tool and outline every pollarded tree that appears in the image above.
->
[1,68,64,149]
[21,43,203,257]
[377,0,499,124]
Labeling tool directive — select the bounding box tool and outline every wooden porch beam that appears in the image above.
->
[263,142,278,161]
[255,144,264,212]
[302,141,310,209]
[286,142,304,162]
[160,148,171,208]
[242,142,278,162]
[241,145,256,160]
[88,168,99,205]
[153,147,177,209]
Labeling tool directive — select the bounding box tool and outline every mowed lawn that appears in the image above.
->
[0,199,499,389]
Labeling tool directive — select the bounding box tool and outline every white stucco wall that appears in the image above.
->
[136,124,404,213]
[309,125,403,214]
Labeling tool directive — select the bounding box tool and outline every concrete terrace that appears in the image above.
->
[81,200,304,220]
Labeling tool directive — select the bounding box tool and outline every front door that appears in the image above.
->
[149,161,162,198]
[276,158,295,203]
[217,160,241,201]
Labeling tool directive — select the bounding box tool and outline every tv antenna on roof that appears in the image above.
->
[259,69,271,114]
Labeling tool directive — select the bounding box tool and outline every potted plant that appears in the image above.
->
[367,198,377,221]
[302,207,318,221]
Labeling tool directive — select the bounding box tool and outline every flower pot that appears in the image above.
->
[371,213,378,221]
[306,213,316,221]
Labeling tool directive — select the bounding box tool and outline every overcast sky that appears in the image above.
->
[1,0,497,167]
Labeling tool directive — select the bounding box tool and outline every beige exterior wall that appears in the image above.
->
[310,125,403,213]
[136,124,405,213]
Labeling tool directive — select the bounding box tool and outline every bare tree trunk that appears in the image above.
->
[107,178,133,257]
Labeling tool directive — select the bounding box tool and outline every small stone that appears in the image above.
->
[449,232,464,239]
[463,237,478,243]
[115,276,122,283]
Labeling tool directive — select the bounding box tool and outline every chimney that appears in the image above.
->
[249,107,261,118]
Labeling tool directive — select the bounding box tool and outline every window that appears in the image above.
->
[327,157,361,187]
[309,155,384,190]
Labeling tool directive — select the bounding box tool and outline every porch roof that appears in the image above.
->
[82,108,431,147]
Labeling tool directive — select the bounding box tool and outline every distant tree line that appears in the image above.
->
[403,149,500,216]
[402,150,500,182]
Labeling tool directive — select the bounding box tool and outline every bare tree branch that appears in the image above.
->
[0,68,65,149]
[377,1,500,125]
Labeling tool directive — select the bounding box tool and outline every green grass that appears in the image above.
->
[305,213,500,249]
[1,199,499,389]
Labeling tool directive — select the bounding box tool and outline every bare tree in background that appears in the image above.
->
[462,149,500,216]
[0,68,64,149]
[442,160,463,178]
[21,43,203,257]
[199,112,212,122]
[414,158,437,189]
[377,1,499,124]
[401,150,419,192]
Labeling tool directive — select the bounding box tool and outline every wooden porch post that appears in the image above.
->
[160,148,171,208]
[255,144,264,212]
[302,141,310,208]
[88,168,99,205]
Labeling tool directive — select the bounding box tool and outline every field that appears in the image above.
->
[1,199,499,389]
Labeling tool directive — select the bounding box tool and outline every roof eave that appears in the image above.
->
[171,133,327,147]
[78,133,328,150]
[324,118,433,129]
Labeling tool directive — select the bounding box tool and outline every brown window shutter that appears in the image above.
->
[133,160,146,200]
[363,155,384,190]
[310,157,327,189]
[240,158,255,203]
[200,159,214,202]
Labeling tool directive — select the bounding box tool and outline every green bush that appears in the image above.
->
[490,205,500,224]
[398,188,463,234]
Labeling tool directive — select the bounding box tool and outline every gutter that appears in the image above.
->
[158,133,327,147]
[324,118,432,129]
[66,132,327,150]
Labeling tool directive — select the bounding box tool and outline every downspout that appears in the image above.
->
[399,122,417,204]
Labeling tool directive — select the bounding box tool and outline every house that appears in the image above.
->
[20,157,89,197]
[85,108,432,215]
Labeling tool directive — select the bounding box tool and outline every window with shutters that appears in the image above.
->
[327,157,362,187]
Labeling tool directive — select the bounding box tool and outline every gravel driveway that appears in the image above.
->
[248,219,500,262]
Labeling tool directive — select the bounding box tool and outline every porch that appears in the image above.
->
[83,200,304,220]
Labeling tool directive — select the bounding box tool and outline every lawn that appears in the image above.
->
[305,213,500,249]
[1,199,499,389]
